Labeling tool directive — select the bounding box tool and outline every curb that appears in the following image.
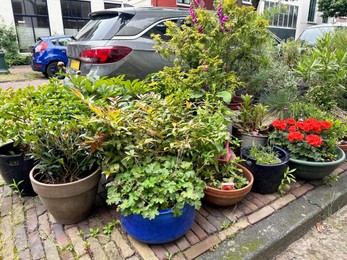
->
[199,171,347,260]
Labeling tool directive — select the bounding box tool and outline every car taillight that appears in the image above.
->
[34,42,48,52]
[79,46,132,64]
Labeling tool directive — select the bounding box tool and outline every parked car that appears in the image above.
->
[66,7,189,80]
[298,23,347,46]
[31,35,73,78]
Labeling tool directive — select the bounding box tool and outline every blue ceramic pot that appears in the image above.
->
[121,204,195,244]
[241,146,290,194]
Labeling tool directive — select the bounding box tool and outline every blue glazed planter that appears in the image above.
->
[121,204,195,244]
[241,146,290,194]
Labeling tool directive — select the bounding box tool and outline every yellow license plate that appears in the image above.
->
[71,59,80,70]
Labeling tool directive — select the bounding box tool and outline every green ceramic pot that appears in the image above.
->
[289,146,345,180]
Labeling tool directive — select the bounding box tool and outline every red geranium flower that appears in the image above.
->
[272,120,287,131]
[288,126,297,132]
[286,118,296,125]
[321,121,332,130]
[287,131,304,142]
[305,134,323,147]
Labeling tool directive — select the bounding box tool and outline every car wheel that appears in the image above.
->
[46,61,61,78]
[42,72,48,78]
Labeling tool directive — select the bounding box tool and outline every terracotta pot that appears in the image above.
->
[203,163,254,206]
[29,165,101,224]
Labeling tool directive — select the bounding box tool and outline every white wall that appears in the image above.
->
[0,0,16,30]
[47,0,64,35]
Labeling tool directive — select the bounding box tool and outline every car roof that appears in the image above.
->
[38,35,72,41]
[303,23,347,30]
[89,7,189,19]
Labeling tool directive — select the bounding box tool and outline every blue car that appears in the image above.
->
[31,35,73,78]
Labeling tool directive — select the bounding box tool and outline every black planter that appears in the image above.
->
[0,142,36,196]
[241,146,290,194]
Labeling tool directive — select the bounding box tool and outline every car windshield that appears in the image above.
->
[75,12,135,41]
[299,26,335,45]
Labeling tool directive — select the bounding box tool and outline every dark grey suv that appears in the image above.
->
[66,7,189,79]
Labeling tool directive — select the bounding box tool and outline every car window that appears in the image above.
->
[50,39,57,45]
[299,27,335,45]
[57,38,72,46]
[75,12,135,40]
[143,18,186,41]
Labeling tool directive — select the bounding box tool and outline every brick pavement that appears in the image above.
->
[0,160,346,260]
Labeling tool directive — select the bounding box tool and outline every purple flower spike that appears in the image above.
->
[217,2,228,32]
[194,0,200,7]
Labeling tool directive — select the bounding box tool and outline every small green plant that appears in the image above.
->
[248,146,281,165]
[165,252,173,260]
[323,174,340,186]
[278,167,296,196]
[8,179,24,196]
[103,220,120,235]
[89,228,99,238]
[221,220,230,230]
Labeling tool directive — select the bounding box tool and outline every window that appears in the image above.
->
[264,1,298,29]
[105,2,122,9]
[143,19,185,41]
[11,0,50,52]
[308,0,317,22]
[177,0,190,5]
[61,0,91,35]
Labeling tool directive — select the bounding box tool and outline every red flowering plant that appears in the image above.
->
[269,118,339,162]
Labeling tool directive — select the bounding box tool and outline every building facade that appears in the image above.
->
[0,0,149,52]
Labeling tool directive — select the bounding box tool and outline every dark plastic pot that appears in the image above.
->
[0,142,36,196]
[241,146,290,194]
[121,204,195,244]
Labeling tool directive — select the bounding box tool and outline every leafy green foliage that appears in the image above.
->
[232,94,269,134]
[296,31,347,110]
[318,0,347,18]
[278,167,296,196]
[103,220,120,235]
[107,158,205,219]
[152,0,273,102]
[247,146,281,164]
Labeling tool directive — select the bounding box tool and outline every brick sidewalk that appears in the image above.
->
[1,161,346,260]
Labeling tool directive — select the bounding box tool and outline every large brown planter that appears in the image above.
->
[203,163,254,206]
[29,165,101,224]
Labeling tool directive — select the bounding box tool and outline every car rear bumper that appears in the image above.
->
[31,58,44,72]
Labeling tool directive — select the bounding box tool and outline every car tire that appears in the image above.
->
[42,72,48,78]
[46,61,61,78]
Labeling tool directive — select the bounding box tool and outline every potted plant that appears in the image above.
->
[241,145,290,194]
[0,86,39,196]
[269,118,346,180]
[201,158,254,206]
[232,94,270,148]
[29,121,101,225]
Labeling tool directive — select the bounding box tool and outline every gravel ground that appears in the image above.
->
[274,204,347,260]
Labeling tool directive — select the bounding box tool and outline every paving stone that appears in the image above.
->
[98,207,113,224]
[184,230,200,245]
[236,202,253,215]
[43,238,61,260]
[0,215,12,240]
[111,228,135,258]
[127,255,141,260]
[204,205,230,223]
[290,183,315,198]
[34,197,46,216]
[245,193,254,200]
[2,236,15,260]
[97,233,111,245]
[14,224,28,251]
[183,235,221,259]
[78,220,91,238]
[88,215,104,230]
[23,197,35,211]
[247,206,275,224]
[175,236,190,251]
[29,230,45,259]
[26,207,38,232]
[264,193,278,202]
[206,214,224,231]
[190,221,208,240]
[198,207,210,218]
[290,181,302,189]
[270,194,296,210]
[252,193,272,205]
[194,212,217,234]
[38,212,51,239]
[217,217,250,241]
[248,196,265,208]
[172,252,187,260]
[127,235,158,260]
[52,223,70,248]
[66,226,86,257]
[104,241,122,259]
[59,250,75,260]
[19,248,31,260]
[338,162,347,170]
[1,196,12,216]
[241,199,259,212]
[88,237,108,260]
[222,207,245,222]
[164,241,180,255]
[78,254,93,260]
[332,166,344,175]
[151,244,167,260]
